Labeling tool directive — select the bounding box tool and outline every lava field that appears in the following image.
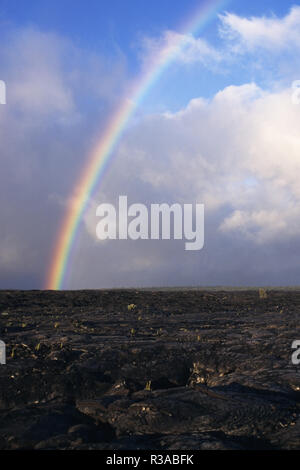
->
[0,288,299,450]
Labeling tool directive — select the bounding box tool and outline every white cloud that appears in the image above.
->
[87,83,300,247]
[139,30,221,68]
[219,209,287,242]
[165,31,222,65]
[219,6,300,51]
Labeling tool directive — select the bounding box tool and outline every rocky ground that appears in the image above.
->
[0,288,299,450]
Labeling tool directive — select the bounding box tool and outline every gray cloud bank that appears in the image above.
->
[0,25,127,288]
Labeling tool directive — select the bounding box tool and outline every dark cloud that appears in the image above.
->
[0,26,128,288]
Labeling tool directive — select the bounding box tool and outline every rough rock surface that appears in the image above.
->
[0,288,299,450]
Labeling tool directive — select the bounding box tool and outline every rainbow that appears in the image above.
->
[46,0,229,290]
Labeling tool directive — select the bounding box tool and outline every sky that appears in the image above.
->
[1,0,300,289]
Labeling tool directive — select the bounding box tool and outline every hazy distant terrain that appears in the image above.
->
[0,289,299,450]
